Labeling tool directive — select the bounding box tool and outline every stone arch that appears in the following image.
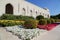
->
[5,3,13,14]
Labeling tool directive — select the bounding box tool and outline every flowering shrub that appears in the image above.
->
[5,26,41,40]
[5,25,48,40]
[24,20,38,29]
[0,20,24,27]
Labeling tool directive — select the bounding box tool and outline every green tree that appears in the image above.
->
[36,15,44,20]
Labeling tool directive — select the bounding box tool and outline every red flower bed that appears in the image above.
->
[45,24,58,31]
[37,23,58,31]
[37,25,46,30]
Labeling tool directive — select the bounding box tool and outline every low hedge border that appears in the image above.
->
[0,20,25,27]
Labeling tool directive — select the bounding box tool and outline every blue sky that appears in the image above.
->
[26,0,60,15]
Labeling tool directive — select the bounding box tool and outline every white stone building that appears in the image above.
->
[0,0,50,18]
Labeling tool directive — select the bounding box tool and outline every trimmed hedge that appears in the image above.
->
[50,18,55,23]
[54,19,60,23]
[38,19,47,25]
[24,19,38,29]
[46,19,51,24]
[0,14,34,20]
[0,20,24,27]
[0,14,16,20]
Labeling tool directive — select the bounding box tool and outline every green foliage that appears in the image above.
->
[20,16,34,21]
[36,15,44,20]
[0,20,24,27]
[38,19,47,25]
[0,14,34,20]
[26,38,30,40]
[24,19,37,29]
[0,14,16,20]
[55,19,60,22]
[54,19,57,22]
[50,16,58,19]
[56,14,60,19]
[50,14,60,19]
[50,18,55,23]
[46,19,51,24]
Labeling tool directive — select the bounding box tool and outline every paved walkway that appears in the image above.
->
[32,25,60,40]
[0,27,21,40]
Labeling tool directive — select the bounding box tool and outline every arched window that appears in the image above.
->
[5,3,13,14]
[22,8,26,16]
[30,10,32,16]
[36,11,37,14]
[23,8,25,11]
[30,10,32,13]
[40,13,41,15]
[48,15,49,18]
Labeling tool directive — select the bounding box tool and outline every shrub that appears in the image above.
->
[50,18,55,23]
[54,19,57,22]
[36,15,44,20]
[24,19,38,29]
[57,19,60,22]
[0,20,24,27]
[50,16,58,19]
[0,14,34,20]
[26,38,30,40]
[47,19,51,24]
[0,20,15,26]
[21,16,34,21]
[15,15,22,20]
[15,20,24,25]
[38,19,47,25]
[0,14,16,20]
[55,19,60,22]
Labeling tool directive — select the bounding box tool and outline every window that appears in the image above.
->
[48,15,49,18]
[23,8,25,11]
[30,10,32,13]
[22,8,26,16]
[30,10,33,16]
[6,3,13,14]
[40,13,41,15]
[36,11,37,14]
